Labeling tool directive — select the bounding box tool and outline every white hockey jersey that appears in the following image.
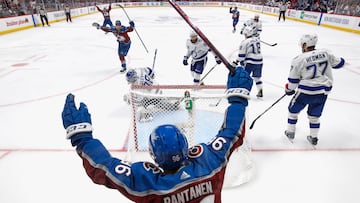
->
[242,19,262,37]
[287,48,345,95]
[131,67,155,86]
[237,36,263,65]
[185,38,210,62]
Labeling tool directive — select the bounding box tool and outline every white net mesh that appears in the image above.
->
[127,85,227,151]
[125,84,254,188]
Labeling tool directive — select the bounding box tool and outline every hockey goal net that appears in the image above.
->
[125,84,253,187]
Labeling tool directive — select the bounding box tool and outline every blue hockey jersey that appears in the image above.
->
[75,103,247,203]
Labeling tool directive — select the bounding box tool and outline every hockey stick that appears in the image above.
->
[167,0,235,75]
[152,49,158,70]
[260,40,277,47]
[209,97,222,107]
[249,93,286,129]
[117,4,149,53]
[199,64,217,84]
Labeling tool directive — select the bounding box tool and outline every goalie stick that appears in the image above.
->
[152,49,157,71]
[260,40,277,47]
[167,0,235,75]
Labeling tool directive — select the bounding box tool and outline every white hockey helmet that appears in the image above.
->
[254,14,260,21]
[189,30,197,38]
[299,34,318,48]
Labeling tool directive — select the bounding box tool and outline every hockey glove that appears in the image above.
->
[285,83,295,96]
[215,56,222,64]
[226,68,253,106]
[92,22,100,29]
[129,21,135,27]
[62,94,93,146]
[183,56,189,66]
[231,60,239,68]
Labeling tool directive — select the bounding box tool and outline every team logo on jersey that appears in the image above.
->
[180,171,190,179]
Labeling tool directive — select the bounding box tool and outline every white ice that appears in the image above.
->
[1,6,360,203]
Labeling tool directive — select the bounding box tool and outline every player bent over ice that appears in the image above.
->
[284,34,345,145]
[61,66,253,203]
[124,67,179,122]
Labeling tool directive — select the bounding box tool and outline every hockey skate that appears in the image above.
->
[256,89,263,98]
[92,22,100,29]
[120,67,127,73]
[307,136,318,146]
[284,130,295,142]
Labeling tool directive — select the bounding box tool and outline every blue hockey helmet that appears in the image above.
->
[115,20,121,26]
[149,125,188,171]
[125,69,138,84]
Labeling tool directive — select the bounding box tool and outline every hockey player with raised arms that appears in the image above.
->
[96,3,113,27]
[61,66,253,202]
[229,6,240,33]
[183,31,221,85]
[284,34,345,145]
[96,20,134,72]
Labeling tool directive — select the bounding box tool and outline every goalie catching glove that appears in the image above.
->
[226,67,253,106]
[62,94,93,146]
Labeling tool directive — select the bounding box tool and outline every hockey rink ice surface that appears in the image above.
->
[1,6,360,203]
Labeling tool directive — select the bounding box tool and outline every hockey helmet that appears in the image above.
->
[189,30,198,38]
[149,124,188,171]
[254,14,259,21]
[299,34,318,48]
[125,69,138,84]
[115,20,121,26]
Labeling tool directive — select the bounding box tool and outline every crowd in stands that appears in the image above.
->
[1,0,359,18]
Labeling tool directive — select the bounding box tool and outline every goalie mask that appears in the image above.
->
[149,125,188,171]
[126,69,138,84]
